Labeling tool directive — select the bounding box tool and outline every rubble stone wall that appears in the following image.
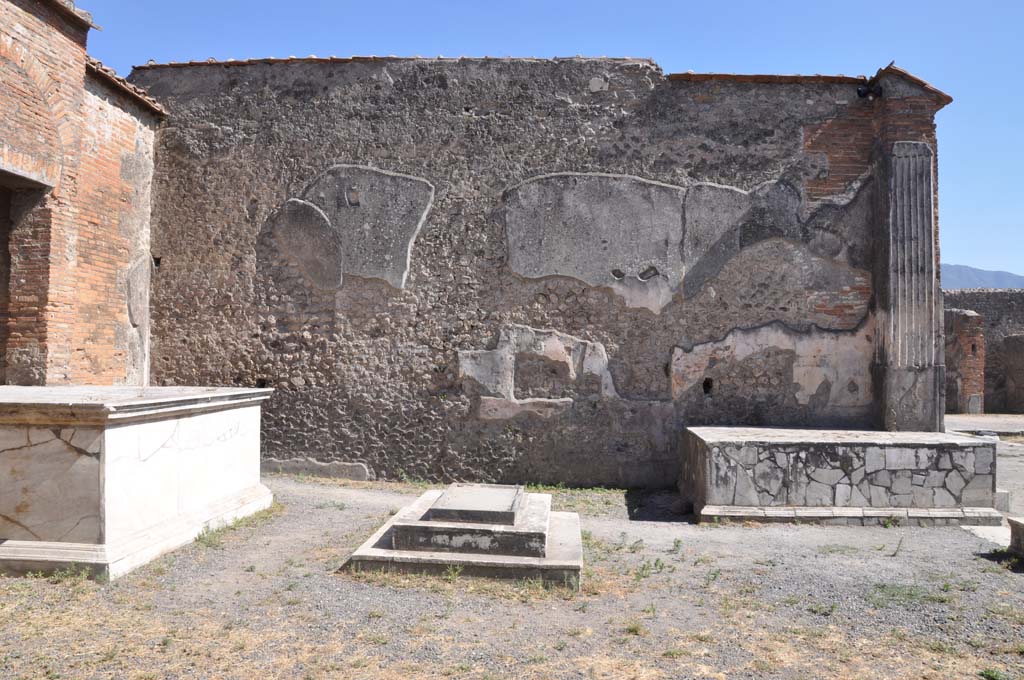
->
[131,58,946,486]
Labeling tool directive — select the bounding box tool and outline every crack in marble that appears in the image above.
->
[0,512,42,540]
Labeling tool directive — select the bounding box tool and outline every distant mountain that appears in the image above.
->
[942,263,1024,290]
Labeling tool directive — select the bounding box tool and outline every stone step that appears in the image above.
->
[701,505,1004,527]
[425,483,526,525]
[392,491,550,557]
[345,491,581,588]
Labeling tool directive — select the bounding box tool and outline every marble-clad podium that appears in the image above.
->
[0,386,274,579]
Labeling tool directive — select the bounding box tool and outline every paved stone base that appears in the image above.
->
[343,489,582,588]
[0,484,273,579]
[946,414,1024,437]
[701,504,1004,526]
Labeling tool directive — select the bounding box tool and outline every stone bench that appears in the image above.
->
[680,427,998,523]
[0,386,274,579]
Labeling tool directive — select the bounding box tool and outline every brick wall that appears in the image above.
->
[0,187,10,382]
[66,76,155,384]
[945,289,1024,412]
[0,0,87,383]
[0,0,158,385]
[944,308,985,413]
[803,98,876,201]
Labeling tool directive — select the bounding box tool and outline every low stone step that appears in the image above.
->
[392,490,550,557]
[701,505,1004,527]
[344,490,581,588]
[425,483,526,525]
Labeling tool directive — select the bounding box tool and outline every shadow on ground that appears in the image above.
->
[624,489,695,523]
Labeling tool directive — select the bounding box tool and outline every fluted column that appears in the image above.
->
[879,141,944,431]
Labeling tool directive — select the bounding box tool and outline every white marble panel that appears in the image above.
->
[0,426,102,543]
[103,405,263,545]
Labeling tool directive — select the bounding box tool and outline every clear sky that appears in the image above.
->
[82,0,1023,274]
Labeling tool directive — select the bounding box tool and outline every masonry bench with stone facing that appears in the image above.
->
[680,427,998,525]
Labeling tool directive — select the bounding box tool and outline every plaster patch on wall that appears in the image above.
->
[680,183,750,296]
[503,173,687,312]
[458,324,618,420]
[126,256,151,329]
[503,172,868,313]
[671,320,875,414]
[269,198,343,290]
[270,165,435,290]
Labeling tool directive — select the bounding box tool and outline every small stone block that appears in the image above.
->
[794,508,832,519]
[961,507,1004,526]
[1009,517,1024,557]
[427,483,525,525]
[996,488,1011,513]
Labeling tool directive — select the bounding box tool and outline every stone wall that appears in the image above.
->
[945,289,1024,412]
[131,58,949,487]
[0,0,161,386]
[944,308,985,413]
[1005,335,1024,413]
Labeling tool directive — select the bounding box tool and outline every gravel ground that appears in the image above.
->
[1,474,1022,680]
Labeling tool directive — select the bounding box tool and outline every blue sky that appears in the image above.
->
[83,0,1023,274]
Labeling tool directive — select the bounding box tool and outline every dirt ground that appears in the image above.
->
[1,474,1022,680]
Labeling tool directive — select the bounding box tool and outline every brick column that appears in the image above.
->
[944,308,985,414]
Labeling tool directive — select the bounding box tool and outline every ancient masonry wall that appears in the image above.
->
[72,76,156,385]
[0,0,89,384]
[944,308,985,414]
[945,289,1024,413]
[131,58,948,487]
[0,0,158,385]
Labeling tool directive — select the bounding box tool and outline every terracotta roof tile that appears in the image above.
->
[667,72,867,85]
[871,62,953,106]
[86,57,167,116]
[40,0,98,29]
[132,55,658,69]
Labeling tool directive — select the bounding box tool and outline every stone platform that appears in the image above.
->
[680,427,998,524]
[344,484,582,587]
[0,386,274,579]
[946,413,1024,437]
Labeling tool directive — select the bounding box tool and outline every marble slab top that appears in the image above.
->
[0,386,273,425]
[687,427,988,447]
[426,484,526,525]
